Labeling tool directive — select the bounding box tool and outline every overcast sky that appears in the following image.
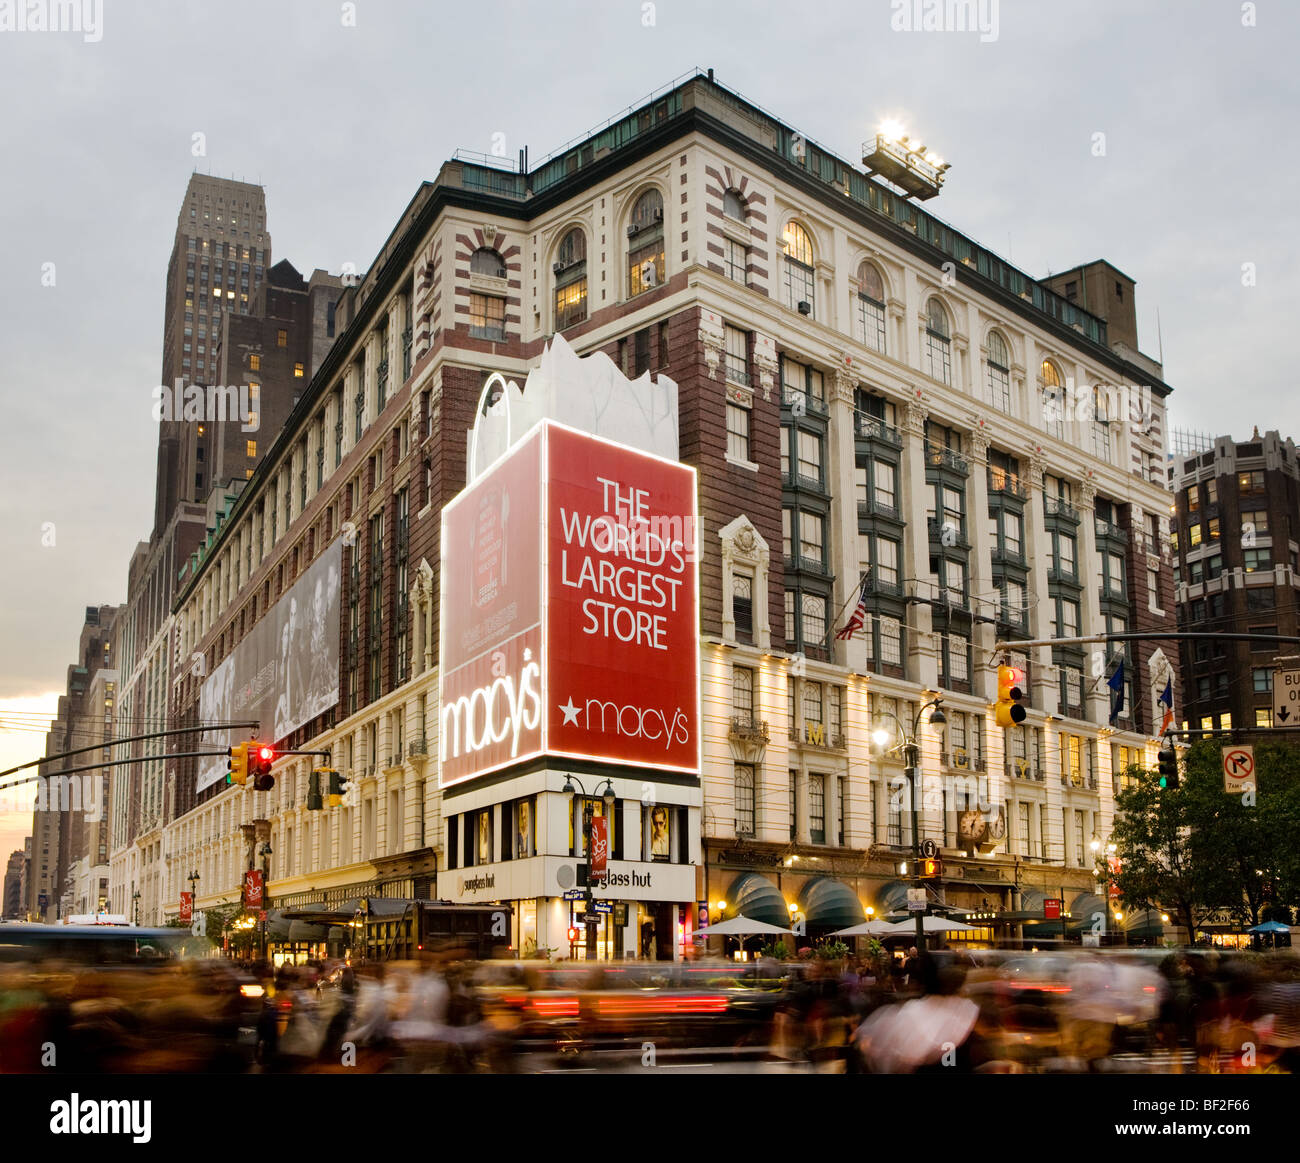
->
[0,0,1295,850]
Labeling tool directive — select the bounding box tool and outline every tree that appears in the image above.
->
[1111,740,1300,936]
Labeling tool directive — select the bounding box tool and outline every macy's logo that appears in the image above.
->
[442,650,542,762]
[558,696,690,751]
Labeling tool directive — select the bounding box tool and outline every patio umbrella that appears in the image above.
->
[693,915,793,938]
[832,919,901,937]
[1249,921,1291,933]
[888,916,975,935]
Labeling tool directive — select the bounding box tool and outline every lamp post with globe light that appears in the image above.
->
[562,775,616,958]
[872,697,946,954]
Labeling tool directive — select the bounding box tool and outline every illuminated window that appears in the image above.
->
[1256,708,1272,728]
[1041,360,1064,438]
[627,189,665,297]
[277,329,287,347]
[553,228,587,330]
[782,222,815,316]
[294,363,304,378]
[246,441,257,458]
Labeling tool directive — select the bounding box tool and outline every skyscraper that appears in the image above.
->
[154,174,272,538]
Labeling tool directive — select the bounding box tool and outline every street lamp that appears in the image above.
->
[872,697,946,953]
[188,868,200,912]
[561,775,616,959]
[132,889,141,927]
[258,842,273,963]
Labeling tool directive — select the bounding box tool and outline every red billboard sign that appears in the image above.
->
[179,892,193,923]
[440,420,699,787]
[243,870,264,909]
[1043,897,1062,920]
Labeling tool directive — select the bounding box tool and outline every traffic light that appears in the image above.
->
[327,769,349,808]
[919,857,943,878]
[226,742,249,786]
[567,926,579,944]
[1158,740,1179,789]
[307,769,325,811]
[995,664,1028,728]
[250,744,276,791]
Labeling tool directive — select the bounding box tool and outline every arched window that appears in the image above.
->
[924,297,951,384]
[782,221,815,317]
[854,261,886,354]
[553,228,587,331]
[627,189,664,297]
[1041,359,1065,438]
[1091,385,1112,462]
[723,189,746,220]
[986,330,1010,412]
[469,248,506,341]
[470,248,506,278]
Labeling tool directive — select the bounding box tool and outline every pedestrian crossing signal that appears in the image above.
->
[919,857,942,878]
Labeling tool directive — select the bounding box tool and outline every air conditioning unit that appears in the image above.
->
[653,207,664,222]
[797,301,812,316]
[552,261,567,275]
[627,224,640,238]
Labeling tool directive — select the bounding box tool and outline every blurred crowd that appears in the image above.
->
[2,946,1299,1073]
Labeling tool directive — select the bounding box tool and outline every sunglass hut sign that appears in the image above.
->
[440,421,700,787]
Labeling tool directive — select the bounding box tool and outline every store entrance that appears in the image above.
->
[640,902,675,961]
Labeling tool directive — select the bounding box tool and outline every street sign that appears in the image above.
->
[906,888,927,912]
[1222,744,1256,793]
[594,901,613,915]
[562,889,584,901]
[1273,668,1300,725]
[920,838,939,860]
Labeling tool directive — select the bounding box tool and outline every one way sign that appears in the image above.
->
[1274,668,1300,726]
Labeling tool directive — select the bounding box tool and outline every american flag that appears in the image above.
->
[835,575,871,640]
[1158,677,1174,735]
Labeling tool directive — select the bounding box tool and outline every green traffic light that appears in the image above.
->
[1159,775,1168,788]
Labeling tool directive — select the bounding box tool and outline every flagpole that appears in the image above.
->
[824,569,870,649]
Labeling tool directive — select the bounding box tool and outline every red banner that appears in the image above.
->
[179,892,193,923]
[243,870,263,909]
[590,815,608,880]
[1044,898,1061,920]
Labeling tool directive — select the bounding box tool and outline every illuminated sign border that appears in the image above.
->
[438,419,701,788]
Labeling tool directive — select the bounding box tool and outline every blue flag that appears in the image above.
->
[1107,658,1125,725]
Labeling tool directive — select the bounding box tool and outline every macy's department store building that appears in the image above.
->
[433,352,704,960]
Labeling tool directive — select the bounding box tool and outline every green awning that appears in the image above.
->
[723,873,789,927]
[873,880,911,917]
[797,877,866,929]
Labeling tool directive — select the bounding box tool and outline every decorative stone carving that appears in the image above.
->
[832,363,856,406]
[1028,447,1047,490]
[699,307,726,381]
[966,420,991,464]
[752,332,777,402]
[903,392,928,437]
[482,224,498,248]
[1077,477,1098,512]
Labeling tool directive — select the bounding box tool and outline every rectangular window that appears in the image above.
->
[1147,569,1160,610]
[799,510,824,566]
[735,764,755,837]
[469,294,506,341]
[733,570,753,642]
[277,329,287,347]
[732,666,755,717]
[1252,668,1272,693]
[1188,523,1202,547]
[554,277,587,331]
[726,402,750,462]
[723,238,748,285]
[724,325,748,384]
[948,634,969,682]
[789,770,798,839]
[246,440,256,458]
[797,430,822,486]
[1243,549,1272,573]
[879,616,902,665]
[801,593,827,646]
[1241,509,1268,534]
[875,537,899,586]
[875,461,897,510]
[1057,534,1076,577]
[809,775,825,845]
[854,291,886,354]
